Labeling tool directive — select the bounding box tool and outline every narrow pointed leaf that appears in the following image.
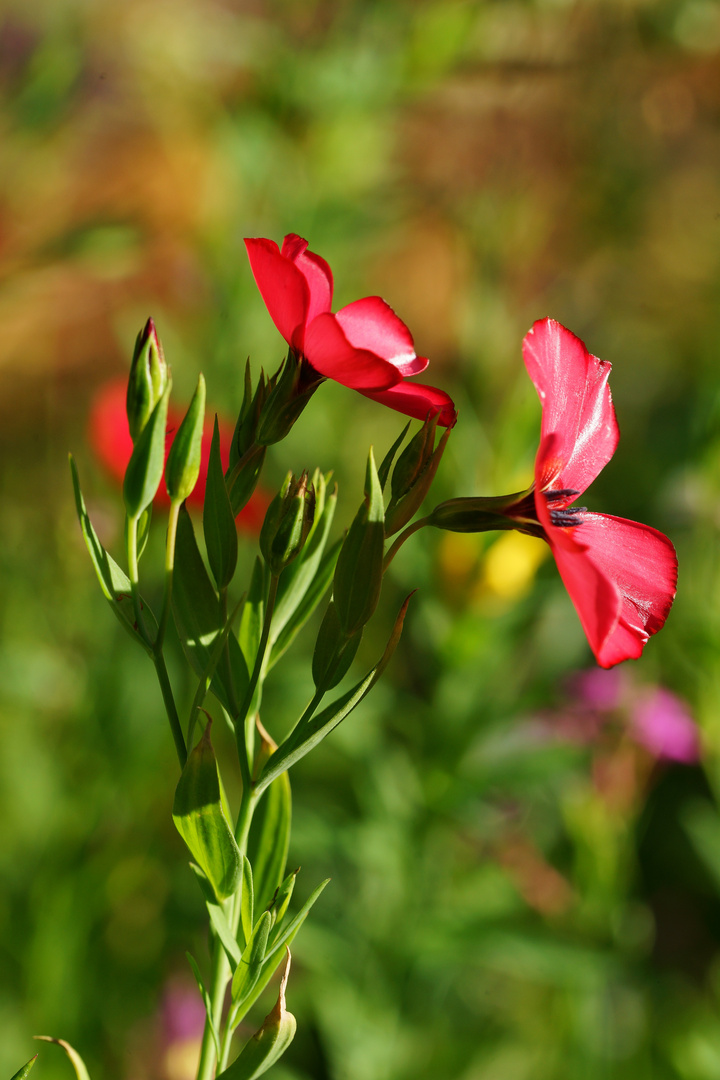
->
[190,864,242,966]
[10,1057,37,1080]
[268,536,342,670]
[240,855,254,948]
[70,456,157,653]
[204,415,238,589]
[378,421,411,490]
[173,505,249,712]
[239,558,265,672]
[186,952,221,1057]
[256,595,413,795]
[248,772,291,917]
[231,911,272,1006]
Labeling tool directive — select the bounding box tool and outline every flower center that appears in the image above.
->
[544,488,586,529]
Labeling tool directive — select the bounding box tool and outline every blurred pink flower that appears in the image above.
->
[630,688,699,763]
[571,666,625,711]
[161,984,206,1044]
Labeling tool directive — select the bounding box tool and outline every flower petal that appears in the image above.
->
[336,297,428,376]
[245,237,311,352]
[548,512,677,668]
[281,233,333,323]
[523,318,619,496]
[303,312,403,390]
[360,380,457,426]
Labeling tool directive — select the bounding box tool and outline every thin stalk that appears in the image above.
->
[153,652,187,769]
[195,786,258,1080]
[155,499,181,653]
[382,515,430,572]
[126,512,152,648]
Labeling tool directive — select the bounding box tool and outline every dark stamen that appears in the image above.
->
[544,488,580,501]
[550,506,587,528]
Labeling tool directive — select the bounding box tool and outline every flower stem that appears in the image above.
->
[126,512,152,648]
[383,515,430,572]
[155,499,181,654]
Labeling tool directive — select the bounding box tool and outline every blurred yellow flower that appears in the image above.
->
[482,530,549,600]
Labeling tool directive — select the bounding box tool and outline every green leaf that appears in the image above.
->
[186,952,221,1057]
[189,863,242,966]
[236,878,330,1022]
[204,416,238,589]
[333,448,385,635]
[256,594,412,796]
[311,601,362,691]
[218,951,296,1080]
[33,1039,90,1080]
[70,456,157,654]
[239,558,265,673]
[123,382,171,518]
[172,723,242,900]
[10,1056,37,1080]
[172,505,249,713]
[248,772,291,917]
[231,911,272,1006]
[270,868,298,929]
[166,374,206,503]
[240,855,254,949]
[267,536,342,670]
[378,421,411,490]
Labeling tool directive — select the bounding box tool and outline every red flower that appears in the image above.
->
[244,234,456,426]
[519,318,677,668]
[87,379,269,533]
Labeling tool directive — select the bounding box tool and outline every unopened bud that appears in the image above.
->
[385,415,451,536]
[165,375,206,504]
[257,350,323,446]
[260,471,316,575]
[333,448,385,636]
[126,317,168,442]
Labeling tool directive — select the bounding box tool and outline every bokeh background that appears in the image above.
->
[2,0,720,1077]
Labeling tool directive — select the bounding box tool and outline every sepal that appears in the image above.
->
[385,415,451,536]
[204,416,239,589]
[126,317,167,442]
[123,382,171,519]
[333,448,384,635]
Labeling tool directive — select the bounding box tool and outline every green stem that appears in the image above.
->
[195,786,258,1080]
[155,499,181,653]
[126,512,152,648]
[153,652,187,769]
[382,515,430,573]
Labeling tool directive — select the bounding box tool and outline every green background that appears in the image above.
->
[2,1,720,1077]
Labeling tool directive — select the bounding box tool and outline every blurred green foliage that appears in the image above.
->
[3,0,720,1078]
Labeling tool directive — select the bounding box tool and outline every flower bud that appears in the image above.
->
[385,415,451,536]
[256,350,322,446]
[333,448,385,636]
[126,317,168,442]
[427,488,539,535]
[260,471,316,575]
[165,374,206,504]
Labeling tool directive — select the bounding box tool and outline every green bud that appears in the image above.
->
[427,488,540,536]
[385,415,451,536]
[10,1056,38,1080]
[165,374,206,503]
[333,448,385,636]
[123,382,171,519]
[257,350,323,446]
[259,472,316,575]
[312,601,362,690]
[219,950,297,1080]
[126,317,168,442]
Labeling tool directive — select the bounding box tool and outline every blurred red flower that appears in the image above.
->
[87,379,269,533]
[518,318,677,667]
[244,233,456,426]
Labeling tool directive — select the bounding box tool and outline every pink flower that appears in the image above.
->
[87,379,269,533]
[631,688,700,763]
[518,319,677,667]
[244,234,456,426]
